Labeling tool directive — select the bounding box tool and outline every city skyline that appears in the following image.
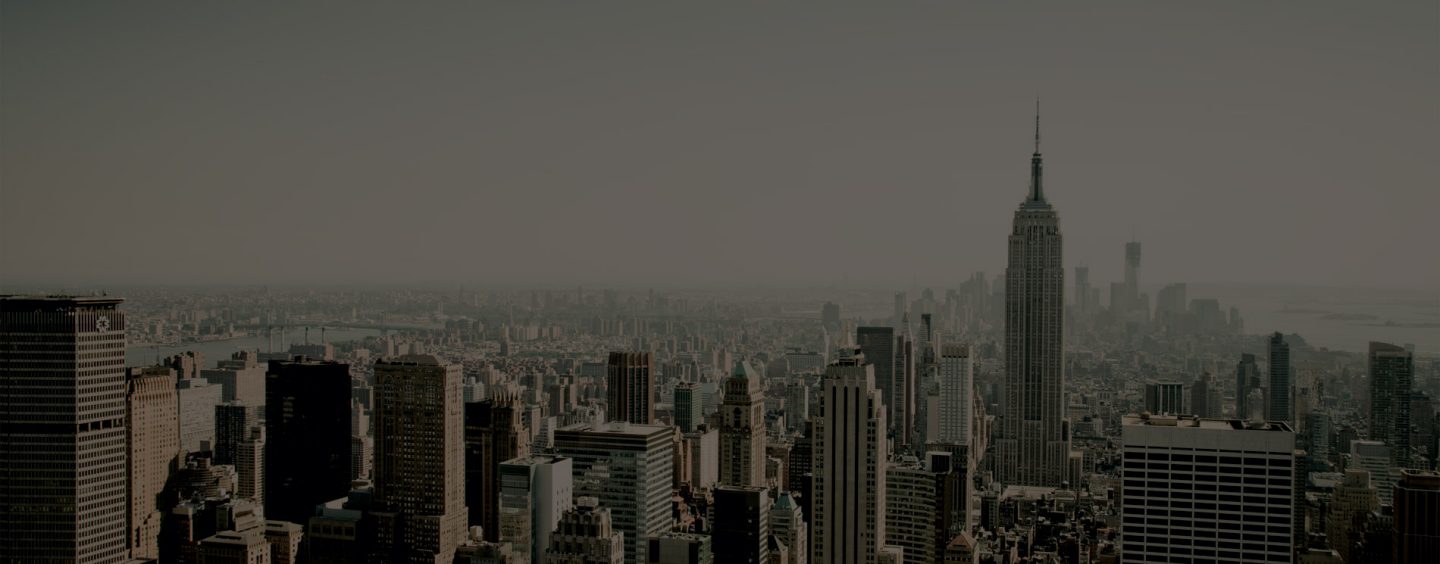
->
[3,2,1438,288]
[1,3,1437,563]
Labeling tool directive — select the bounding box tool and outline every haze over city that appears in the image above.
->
[3,1,1437,288]
[2,3,1438,564]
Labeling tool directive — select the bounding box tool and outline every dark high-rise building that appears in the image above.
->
[214,401,259,466]
[265,357,353,524]
[1392,470,1440,562]
[464,393,531,541]
[918,313,936,367]
[1268,333,1294,425]
[1236,353,1262,419]
[1124,241,1141,304]
[856,326,897,439]
[371,355,468,563]
[997,110,1070,487]
[0,296,130,563]
[893,324,916,449]
[1190,373,1221,419]
[1370,341,1415,468]
[821,301,841,331]
[712,486,771,564]
[673,381,702,433]
[606,351,654,424]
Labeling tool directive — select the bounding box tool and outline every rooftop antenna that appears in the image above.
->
[1034,97,1041,154]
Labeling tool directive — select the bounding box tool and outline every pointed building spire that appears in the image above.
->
[1028,98,1046,204]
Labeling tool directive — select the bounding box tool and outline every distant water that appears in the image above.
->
[1188,285,1440,355]
[126,327,383,367]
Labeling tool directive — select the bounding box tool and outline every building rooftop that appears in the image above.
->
[1122,414,1293,432]
[376,354,444,366]
[558,421,672,436]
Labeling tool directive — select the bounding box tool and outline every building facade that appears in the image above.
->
[265,357,353,524]
[0,296,130,563]
[606,351,654,424]
[938,343,973,446]
[499,455,574,564]
[1120,415,1295,563]
[465,392,532,540]
[719,361,767,488]
[1369,341,1414,468]
[371,355,469,564]
[127,365,181,560]
[712,486,772,564]
[812,351,889,564]
[1268,333,1294,425]
[554,422,675,564]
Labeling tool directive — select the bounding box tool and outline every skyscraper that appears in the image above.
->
[1392,470,1440,562]
[918,313,936,368]
[938,343,974,446]
[126,365,181,561]
[235,425,265,505]
[465,392,532,541]
[1190,372,1221,418]
[1123,241,1142,314]
[1143,382,1184,415]
[821,301,841,331]
[371,355,468,563]
[712,486,772,564]
[0,296,130,563]
[1268,332,1294,425]
[893,324,917,449]
[265,357,353,524]
[1074,266,1092,315]
[856,326,897,440]
[606,351,654,424]
[719,360,767,488]
[1369,341,1414,468]
[1120,415,1296,563]
[1236,353,1262,419]
[997,110,1070,488]
[812,350,889,564]
[673,381,702,433]
[214,401,259,465]
[499,455,574,564]
[884,458,939,564]
[554,421,674,564]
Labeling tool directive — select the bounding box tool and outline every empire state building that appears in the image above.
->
[996,107,1071,487]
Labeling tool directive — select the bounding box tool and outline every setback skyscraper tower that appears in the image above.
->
[811,349,889,564]
[996,109,1071,487]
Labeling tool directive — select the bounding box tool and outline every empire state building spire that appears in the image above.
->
[1028,99,1046,205]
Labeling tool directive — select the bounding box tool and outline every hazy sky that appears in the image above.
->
[3,1,1436,289]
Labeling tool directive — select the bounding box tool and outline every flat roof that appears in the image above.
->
[1122,414,1293,433]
